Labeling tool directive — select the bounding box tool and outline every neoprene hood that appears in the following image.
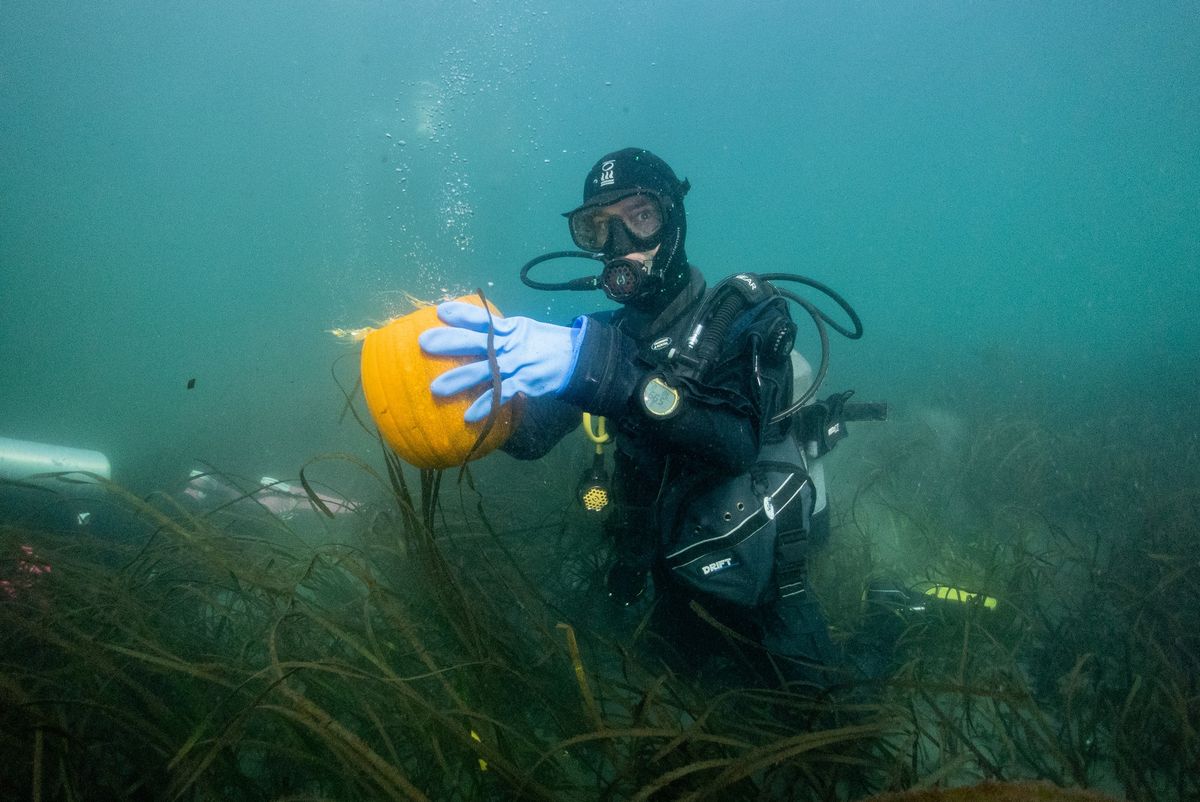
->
[566,148,692,308]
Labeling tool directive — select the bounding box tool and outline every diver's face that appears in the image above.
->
[569,193,668,256]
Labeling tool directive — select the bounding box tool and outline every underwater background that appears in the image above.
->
[2,2,1198,800]
[3,0,1196,485]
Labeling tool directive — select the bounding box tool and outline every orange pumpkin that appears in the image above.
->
[360,296,523,469]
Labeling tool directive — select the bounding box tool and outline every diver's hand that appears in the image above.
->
[418,301,588,422]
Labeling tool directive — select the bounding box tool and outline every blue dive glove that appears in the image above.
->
[418,301,588,422]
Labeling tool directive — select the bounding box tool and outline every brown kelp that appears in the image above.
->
[1,394,1196,799]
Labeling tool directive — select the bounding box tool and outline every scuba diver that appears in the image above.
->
[420,148,877,688]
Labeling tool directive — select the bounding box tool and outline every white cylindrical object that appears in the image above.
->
[0,436,112,485]
[789,351,828,515]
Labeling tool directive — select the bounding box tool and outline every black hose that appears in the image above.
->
[694,291,745,365]
[520,250,604,291]
[770,291,831,424]
[759,272,862,340]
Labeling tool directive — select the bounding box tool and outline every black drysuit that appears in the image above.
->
[503,267,838,682]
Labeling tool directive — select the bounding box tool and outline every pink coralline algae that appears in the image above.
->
[2,544,52,599]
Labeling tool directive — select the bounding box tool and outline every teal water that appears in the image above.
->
[2,1,1197,490]
[2,5,1199,798]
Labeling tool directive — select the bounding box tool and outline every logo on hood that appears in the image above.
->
[599,160,615,187]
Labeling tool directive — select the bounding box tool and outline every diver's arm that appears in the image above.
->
[499,395,580,460]
[420,302,771,471]
[559,318,760,475]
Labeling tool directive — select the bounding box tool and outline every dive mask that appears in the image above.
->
[568,192,666,254]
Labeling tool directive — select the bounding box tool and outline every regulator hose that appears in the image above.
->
[759,272,862,340]
[694,292,746,366]
[519,250,605,292]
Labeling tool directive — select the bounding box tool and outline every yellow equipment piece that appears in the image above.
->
[469,729,488,772]
[924,584,998,610]
[580,485,610,513]
[577,414,612,513]
[582,413,610,450]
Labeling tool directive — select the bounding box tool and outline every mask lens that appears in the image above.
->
[616,194,664,240]
[569,193,665,252]
[570,206,610,251]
